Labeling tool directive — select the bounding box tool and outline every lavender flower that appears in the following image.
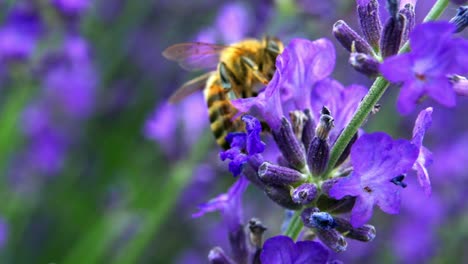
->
[0,218,7,249]
[380,22,468,114]
[51,0,91,17]
[329,132,419,227]
[260,235,329,264]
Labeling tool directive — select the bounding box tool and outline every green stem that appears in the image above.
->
[283,210,304,240]
[285,0,450,240]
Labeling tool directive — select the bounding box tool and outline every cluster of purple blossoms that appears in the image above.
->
[155,0,468,263]
[334,0,468,114]
[193,35,435,263]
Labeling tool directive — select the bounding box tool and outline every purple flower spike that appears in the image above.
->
[380,22,468,114]
[329,132,419,227]
[260,235,329,264]
[411,107,433,196]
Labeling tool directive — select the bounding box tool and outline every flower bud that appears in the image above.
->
[208,247,235,264]
[258,162,306,185]
[349,52,380,77]
[304,211,337,230]
[243,158,265,189]
[291,183,318,204]
[357,0,382,51]
[380,14,406,58]
[272,117,307,170]
[301,109,315,150]
[399,4,415,44]
[451,74,468,96]
[307,109,333,176]
[450,5,468,33]
[386,0,399,19]
[334,217,376,242]
[264,184,302,210]
[333,20,374,55]
[316,229,348,253]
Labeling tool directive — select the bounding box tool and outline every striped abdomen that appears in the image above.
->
[204,76,244,149]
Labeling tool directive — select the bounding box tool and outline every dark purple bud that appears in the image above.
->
[333,20,374,55]
[289,110,308,142]
[264,185,302,210]
[334,217,376,242]
[300,207,320,223]
[316,229,347,253]
[390,174,407,188]
[380,14,406,58]
[305,212,337,230]
[307,111,333,176]
[301,109,315,150]
[248,218,267,248]
[208,247,235,264]
[307,137,330,176]
[291,183,318,205]
[450,74,468,96]
[321,178,339,195]
[258,162,306,185]
[229,225,248,264]
[272,117,307,170]
[450,5,468,33]
[357,0,382,51]
[334,132,358,168]
[399,4,415,44]
[243,159,265,189]
[349,52,380,77]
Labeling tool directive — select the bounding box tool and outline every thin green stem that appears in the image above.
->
[283,210,303,240]
[284,0,450,240]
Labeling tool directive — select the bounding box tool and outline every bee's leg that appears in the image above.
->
[219,62,239,99]
[241,56,269,85]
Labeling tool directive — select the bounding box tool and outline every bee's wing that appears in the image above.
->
[169,71,215,103]
[163,42,234,71]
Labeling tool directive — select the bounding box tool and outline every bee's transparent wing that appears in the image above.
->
[163,42,234,71]
[168,71,215,103]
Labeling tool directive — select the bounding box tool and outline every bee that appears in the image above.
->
[162,37,284,149]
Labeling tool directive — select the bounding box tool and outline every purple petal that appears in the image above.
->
[293,240,330,264]
[242,115,266,154]
[396,81,425,115]
[277,38,335,110]
[410,22,455,58]
[413,157,432,196]
[328,175,362,200]
[380,53,413,82]
[261,236,295,264]
[412,107,433,147]
[425,78,456,108]
[374,184,401,214]
[351,133,418,181]
[350,196,374,228]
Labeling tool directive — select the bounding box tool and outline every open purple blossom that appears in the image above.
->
[329,132,419,227]
[411,107,433,196]
[0,217,7,249]
[219,115,265,176]
[260,235,329,264]
[380,21,468,114]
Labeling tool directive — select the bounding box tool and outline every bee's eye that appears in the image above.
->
[267,40,280,54]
